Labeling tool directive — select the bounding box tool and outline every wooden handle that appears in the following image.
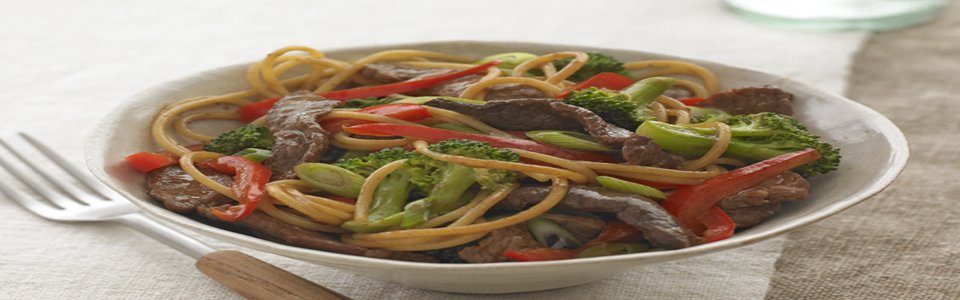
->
[196,250,350,300]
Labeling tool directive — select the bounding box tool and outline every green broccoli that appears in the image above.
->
[554,52,630,82]
[563,77,675,129]
[335,148,415,225]
[204,124,274,154]
[339,97,400,108]
[402,139,520,227]
[635,112,841,176]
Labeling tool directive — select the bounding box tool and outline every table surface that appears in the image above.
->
[1,0,955,299]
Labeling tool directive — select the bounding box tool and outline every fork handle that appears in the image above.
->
[197,250,351,300]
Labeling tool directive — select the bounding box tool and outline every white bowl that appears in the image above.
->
[85,41,909,294]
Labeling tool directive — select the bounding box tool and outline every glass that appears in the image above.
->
[725,0,948,32]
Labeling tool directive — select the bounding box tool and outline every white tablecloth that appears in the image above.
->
[0,1,866,298]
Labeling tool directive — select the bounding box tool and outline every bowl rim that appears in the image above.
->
[85,40,910,271]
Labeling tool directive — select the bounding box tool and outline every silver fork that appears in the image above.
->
[0,133,349,300]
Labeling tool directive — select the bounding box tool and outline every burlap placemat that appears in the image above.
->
[766,3,960,299]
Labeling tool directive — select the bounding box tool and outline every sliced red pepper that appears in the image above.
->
[199,156,272,222]
[555,72,636,98]
[679,97,705,106]
[582,222,641,248]
[238,61,500,123]
[125,152,177,173]
[502,248,577,262]
[661,148,821,241]
[701,206,736,242]
[320,103,433,133]
[342,123,615,162]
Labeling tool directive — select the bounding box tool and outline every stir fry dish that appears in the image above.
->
[126,46,840,263]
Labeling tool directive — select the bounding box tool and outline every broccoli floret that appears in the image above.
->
[339,97,400,108]
[564,87,642,129]
[334,147,413,177]
[204,124,274,154]
[554,52,629,82]
[635,112,841,176]
[334,148,415,225]
[563,77,675,130]
[402,139,520,227]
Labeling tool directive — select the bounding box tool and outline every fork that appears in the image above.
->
[0,133,349,300]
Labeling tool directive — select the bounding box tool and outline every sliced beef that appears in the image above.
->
[700,87,794,116]
[719,171,810,228]
[426,98,633,146]
[457,224,541,263]
[265,91,340,180]
[359,62,448,84]
[425,74,482,97]
[542,214,606,242]
[146,165,233,214]
[621,135,684,169]
[196,208,435,262]
[498,185,695,249]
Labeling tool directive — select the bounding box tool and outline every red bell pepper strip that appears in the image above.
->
[125,152,177,173]
[701,206,736,242]
[320,103,433,133]
[678,97,705,106]
[661,148,821,241]
[342,123,615,162]
[199,156,272,222]
[555,72,636,98]
[502,248,577,262]
[237,61,500,123]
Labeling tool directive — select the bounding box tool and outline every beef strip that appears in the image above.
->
[700,87,794,116]
[457,224,542,263]
[426,98,633,146]
[146,165,233,214]
[196,207,435,262]
[719,171,809,228]
[265,91,340,180]
[497,185,695,249]
[542,214,606,242]
[621,135,684,169]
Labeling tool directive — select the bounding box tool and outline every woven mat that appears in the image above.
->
[766,3,960,299]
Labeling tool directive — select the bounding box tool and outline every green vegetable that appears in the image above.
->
[334,148,413,177]
[394,96,486,105]
[475,52,538,71]
[293,163,365,198]
[401,199,428,228]
[231,148,273,163]
[525,130,612,152]
[340,97,400,108]
[401,139,521,227]
[433,123,485,135]
[337,149,371,161]
[577,243,648,258]
[204,124,274,154]
[563,77,675,129]
[341,212,404,233]
[553,52,629,82]
[595,176,667,199]
[688,106,730,123]
[335,148,416,221]
[528,217,582,248]
[635,112,841,176]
